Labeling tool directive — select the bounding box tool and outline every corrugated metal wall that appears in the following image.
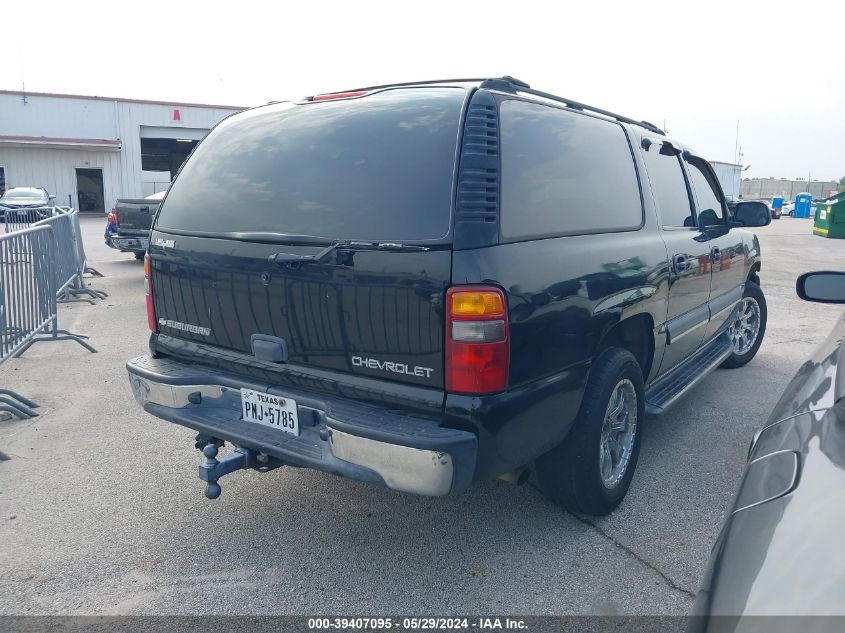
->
[116,100,239,201]
[740,178,838,201]
[0,146,122,208]
[0,92,241,211]
[0,93,117,139]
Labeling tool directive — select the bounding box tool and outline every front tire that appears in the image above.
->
[536,347,644,516]
[721,281,766,369]
[134,252,145,260]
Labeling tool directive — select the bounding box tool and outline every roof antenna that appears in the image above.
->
[19,45,27,105]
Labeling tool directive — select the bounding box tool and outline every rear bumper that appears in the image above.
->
[105,230,149,253]
[126,354,477,496]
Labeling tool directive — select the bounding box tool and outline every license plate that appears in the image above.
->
[240,389,299,436]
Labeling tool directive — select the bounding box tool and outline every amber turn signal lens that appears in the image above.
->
[450,291,505,317]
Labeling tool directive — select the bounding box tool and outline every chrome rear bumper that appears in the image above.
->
[127,355,476,496]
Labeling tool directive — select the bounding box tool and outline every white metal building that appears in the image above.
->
[709,161,742,201]
[0,90,243,213]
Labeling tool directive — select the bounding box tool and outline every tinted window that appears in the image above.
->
[686,159,724,227]
[156,88,466,241]
[643,143,695,227]
[499,100,642,240]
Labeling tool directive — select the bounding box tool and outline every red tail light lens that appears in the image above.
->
[107,209,117,223]
[144,254,157,332]
[445,286,509,395]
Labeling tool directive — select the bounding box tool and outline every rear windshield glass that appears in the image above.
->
[155,88,466,241]
[499,99,643,240]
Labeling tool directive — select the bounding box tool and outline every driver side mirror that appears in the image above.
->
[796,271,845,304]
[732,201,771,227]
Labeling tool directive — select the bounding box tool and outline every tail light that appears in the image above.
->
[107,208,117,223]
[445,286,510,394]
[144,254,157,332]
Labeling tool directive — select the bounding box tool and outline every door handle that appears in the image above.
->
[672,254,687,272]
[710,247,721,263]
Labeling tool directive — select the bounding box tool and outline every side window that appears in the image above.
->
[642,142,695,228]
[499,99,643,241]
[0,167,5,196]
[685,159,724,227]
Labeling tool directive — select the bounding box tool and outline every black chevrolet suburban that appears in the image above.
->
[127,77,771,515]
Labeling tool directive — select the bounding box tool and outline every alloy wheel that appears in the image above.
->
[728,297,761,355]
[599,379,638,488]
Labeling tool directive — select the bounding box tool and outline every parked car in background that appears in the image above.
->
[126,77,771,515]
[691,270,845,622]
[782,201,795,217]
[105,190,165,259]
[0,186,54,221]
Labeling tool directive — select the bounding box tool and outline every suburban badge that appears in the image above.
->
[158,319,211,337]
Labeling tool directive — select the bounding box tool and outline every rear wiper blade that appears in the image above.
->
[269,240,430,267]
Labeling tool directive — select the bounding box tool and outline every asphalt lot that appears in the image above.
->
[2,214,845,615]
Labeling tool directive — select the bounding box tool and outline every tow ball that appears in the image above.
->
[196,437,283,499]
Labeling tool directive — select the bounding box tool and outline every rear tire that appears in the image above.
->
[721,281,766,369]
[536,347,644,516]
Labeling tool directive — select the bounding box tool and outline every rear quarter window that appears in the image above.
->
[499,99,643,241]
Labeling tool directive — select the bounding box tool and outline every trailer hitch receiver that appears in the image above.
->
[199,442,256,499]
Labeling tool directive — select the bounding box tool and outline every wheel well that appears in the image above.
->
[598,314,655,378]
[748,262,761,286]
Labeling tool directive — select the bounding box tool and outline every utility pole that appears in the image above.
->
[734,120,740,164]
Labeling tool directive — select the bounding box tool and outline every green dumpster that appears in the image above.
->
[813,192,845,238]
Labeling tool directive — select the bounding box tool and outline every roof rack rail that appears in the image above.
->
[304,76,526,101]
[302,76,665,136]
[484,81,665,136]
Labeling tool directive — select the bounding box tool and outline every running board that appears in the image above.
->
[646,333,733,415]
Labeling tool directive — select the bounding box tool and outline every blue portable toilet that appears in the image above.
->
[795,193,813,218]
[772,196,784,211]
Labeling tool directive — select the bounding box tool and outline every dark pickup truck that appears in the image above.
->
[105,191,164,259]
[127,77,772,515]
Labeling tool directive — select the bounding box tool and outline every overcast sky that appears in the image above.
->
[2,0,843,181]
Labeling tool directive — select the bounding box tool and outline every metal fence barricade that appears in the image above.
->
[2,204,103,284]
[68,209,103,279]
[2,205,55,234]
[32,209,106,304]
[0,225,97,419]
